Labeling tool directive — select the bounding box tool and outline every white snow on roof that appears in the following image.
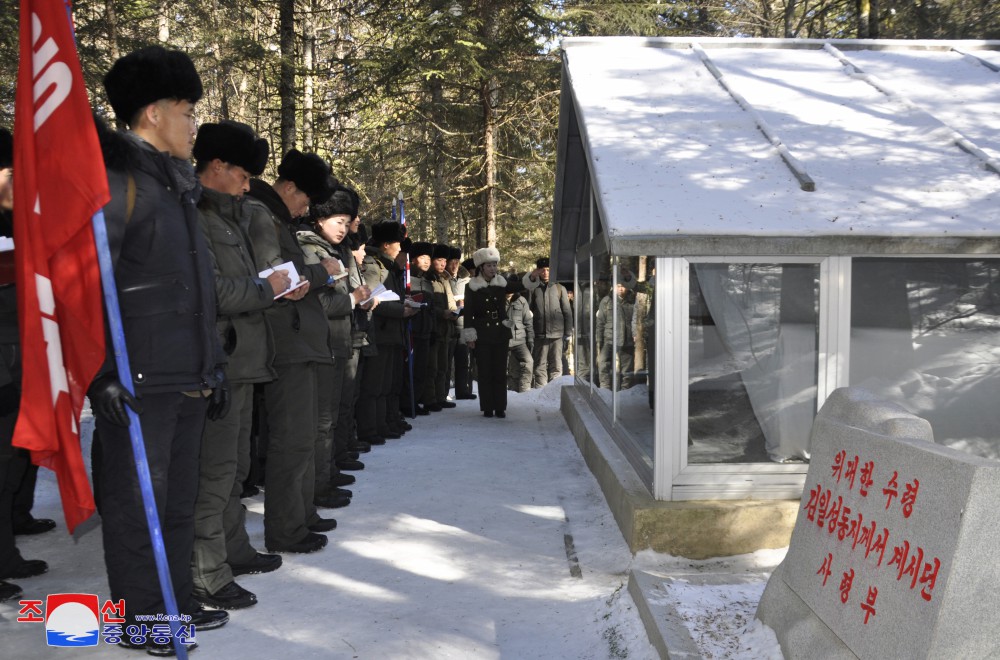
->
[563,39,1000,239]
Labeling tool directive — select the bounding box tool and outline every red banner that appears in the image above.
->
[12,0,109,533]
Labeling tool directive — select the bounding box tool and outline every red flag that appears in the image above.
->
[12,0,109,533]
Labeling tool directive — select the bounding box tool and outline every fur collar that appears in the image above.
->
[467,273,507,291]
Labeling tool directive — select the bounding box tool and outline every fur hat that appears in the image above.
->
[193,121,269,175]
[103,46,203,126]
[535,256,550,269]
[461,258,476,272]
[473,246,501,267]
[310,188,356,222]
[432,244,451,260]
[505,276,525,294]
[370,221,406,246]
[0,128,11,169]
[409,241,434,259]
[339,186,360,218]
[277,150,332,201]
[448,246,462,261]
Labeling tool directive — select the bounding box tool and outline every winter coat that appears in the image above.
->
[449,265,471,332]
[596,293,635,349]
[244,178,332,366]
[408,267,436,339]
[522,275,573,340]
[297,229,355,359]
[197,187,276,384]
[506,294,534,348]
[367,247,407,346]
[462,274,511,346]
[431,270,458,339]
[357,252,382,354]
[98,128,221,394]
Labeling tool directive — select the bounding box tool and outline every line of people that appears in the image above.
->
[0,44,524,657]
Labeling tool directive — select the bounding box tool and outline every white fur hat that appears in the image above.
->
[472,246,501,267]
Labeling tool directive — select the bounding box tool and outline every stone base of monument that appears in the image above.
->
[757,387,1000,659]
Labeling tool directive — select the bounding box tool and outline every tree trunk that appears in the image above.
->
[481,76,497,248]
[857,0,871,38]
[784,0,796,37]
[105,0,120,61]
[158,0,170,42]
[279,0,297,153]
[869,0,880,38]
[303,1,315,151]
[430,75,448,243]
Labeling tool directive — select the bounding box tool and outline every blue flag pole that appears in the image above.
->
[91,209,188,659]
[399,192,416,419]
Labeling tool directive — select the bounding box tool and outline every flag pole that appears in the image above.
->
[399,192,416,419]
[92,208,188,658]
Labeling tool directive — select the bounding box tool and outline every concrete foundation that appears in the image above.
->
[561,385,798,559]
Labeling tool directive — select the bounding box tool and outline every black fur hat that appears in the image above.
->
[410,241,434,259]
[432,244,450,260]
[277,150,332,201]
[103,46,203,126]
[448,246,462,261]
[536,257,550,269]
[310,189,356,222]
[339,186,360,218]
[371,221,406,246]
[505,276,525,294]
[0,128,11,169]
[348,222,369,250]
[193,121,269,175]
[461,258,476,272]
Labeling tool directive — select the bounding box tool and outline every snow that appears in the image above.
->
[563,38,1000,239]
[0,378,786,659]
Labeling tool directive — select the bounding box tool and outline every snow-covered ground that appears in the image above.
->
[0,377,785,659]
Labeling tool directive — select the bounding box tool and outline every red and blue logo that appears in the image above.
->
[44,593,100,647]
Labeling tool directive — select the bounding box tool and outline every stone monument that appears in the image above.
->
[756,387,1000,659]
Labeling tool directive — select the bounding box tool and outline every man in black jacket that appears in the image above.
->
[90,46,230,646]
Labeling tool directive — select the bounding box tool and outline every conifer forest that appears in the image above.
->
[1,0,997,267]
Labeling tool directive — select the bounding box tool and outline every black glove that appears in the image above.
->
[88,374,141,427]
[0,383,19,417]
[206,367,231,421]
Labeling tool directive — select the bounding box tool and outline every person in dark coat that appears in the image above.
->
[0,127,48,604]
[244,150,340,554]
[430,244,458,409]
[356,222,417,442]
[89,46,230,643]
[407,241,436,413]
[190,121,284,611]
[463,247,511,418]
[296,190,372,504]
[447,248,475,400]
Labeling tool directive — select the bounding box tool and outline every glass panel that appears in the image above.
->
[688,263,820,464]
[614,256,656,461]
[592,253,612,409]
[850,259,1000,460]
[574,256,592,385]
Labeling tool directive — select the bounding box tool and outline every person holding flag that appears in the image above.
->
[89,46,230,646]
